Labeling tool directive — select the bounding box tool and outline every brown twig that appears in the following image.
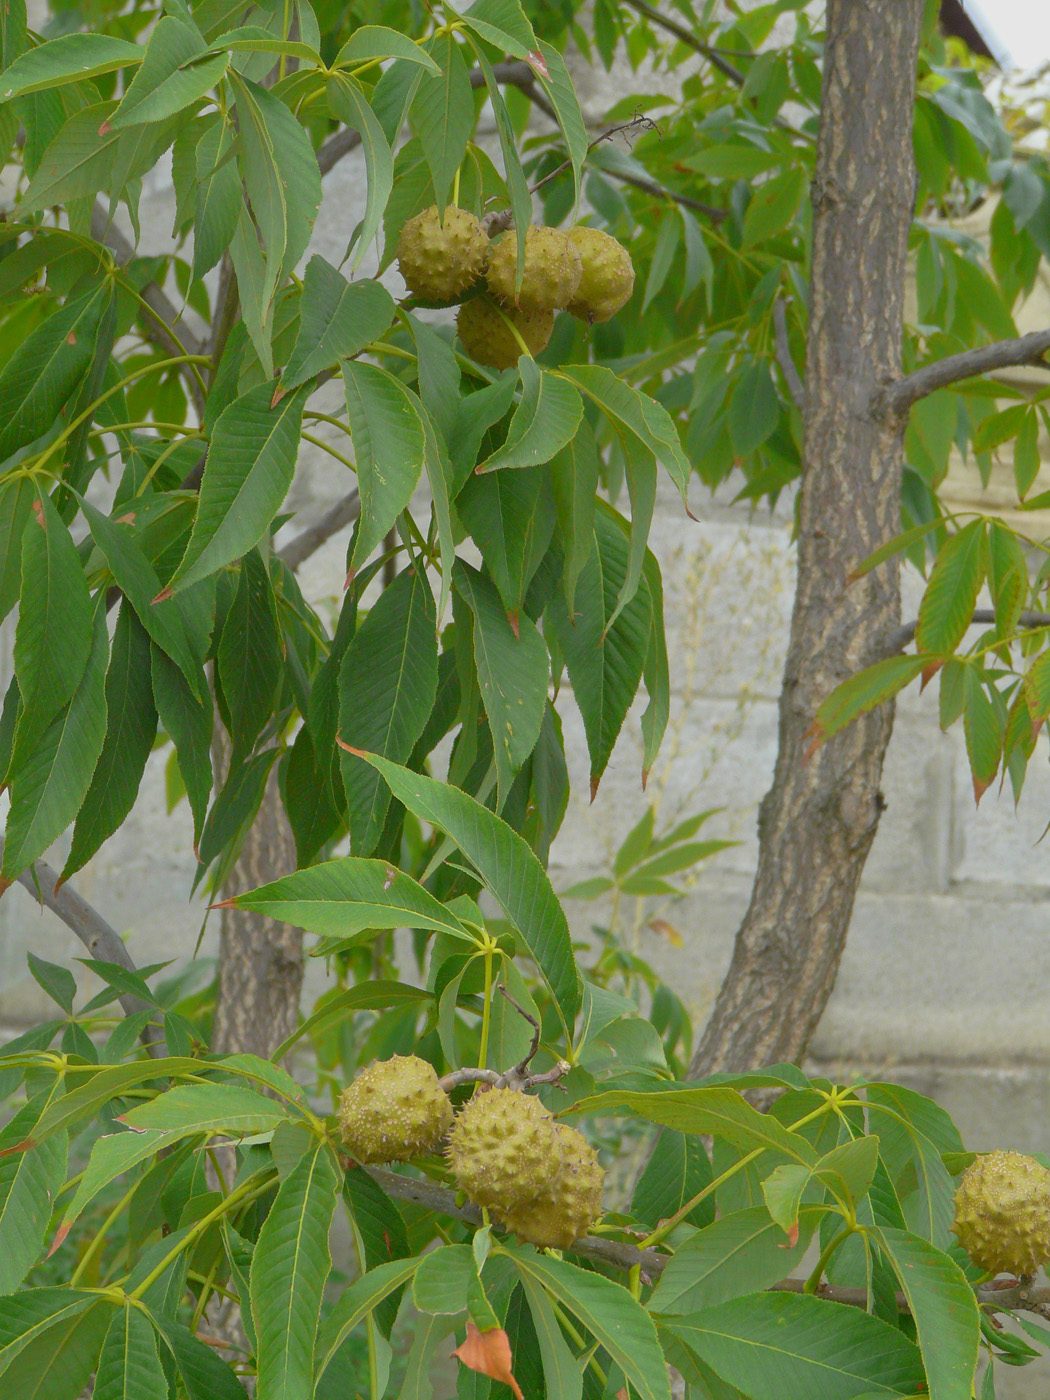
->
[888,608,1050,654]
[883,329,1050,414]
[774,298,804,409]
[0,839,163,1056]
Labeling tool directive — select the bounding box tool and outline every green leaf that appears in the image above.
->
[0,1101,67,1294]
[728,361,779,456]
[550,420,598,614]
[535,42,586,201]
[79,496,208,702]
[559,364,690,499]
[460,0,538,59]
[150,1313,249,1400]
[251,1142,338,1400]
[865,1083,958,1248]
[570,1085,816,1164]
[454,561,548,808]
[874,1227,979,1400]
[272,982,429,1062]
[508,1250,671,1400]
[172,383,307,591]
[217,550,281,761]
[642,209,680,312]
[0,1289,96,1372]
[515,1269,583,1400]
[665,1293,925,1400]
[151,646,213,844]
[0,33,142,100]
[109,18,226,129]
[457,465,555,622]
[333,26,440,71]
[963,667,1002,802]
[123,1082,289,1135]
[22,102,174,212]
[282,257,395,392]
[344,361,426,575]
[0,476,33,624]
[469,42,533,263]
[336,751,581,1026]
[228,857,476,943]
[685,145,782,180]
[915,520,987,654]
[1013,406,1040,499]
[742,166,807,247]
[811,655,926,746]
[548,505,652,798]
[2,604,108,882]
[315,1257,423,1382]
[338,567,438,855]
[480,359,583,473]
[649,1207,819,1315]
[413,1244,476,1314]
[0,281,111,464]
[0,1295,114,1398]
[409,32,474,213]
[11,491,94,761]
[325,76,395,272]
[196,748,276,869]
[56,1128,191,1249]
[62,603,156,881]
[640,547,669,782]
[194,116,241,278]
[631,1126,714,1234]
[230,72,321,315]
[93,1305,168,1400]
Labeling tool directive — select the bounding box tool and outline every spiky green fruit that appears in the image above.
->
[566,226,635,324]
[397,205,488,303]
[337,1054,453,1165]
[497,1123,604,1249]
[952,1149,1050,1276]
[447,1087,563,1210]
[486,226,582,314]
[456,296,554,370]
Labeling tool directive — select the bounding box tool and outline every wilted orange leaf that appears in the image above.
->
[451,1322,523,1400]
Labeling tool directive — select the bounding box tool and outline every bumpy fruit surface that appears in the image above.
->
[337,1055,453,1165]
[566,226,635,323]
[447,1087,563,1210]
[397,205,488,302]
[952,1149,1050,1275]
[486,226,582,314]
[497,1123,604,1249]
[456,296,554,370]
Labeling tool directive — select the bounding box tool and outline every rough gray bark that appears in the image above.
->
[210,759,303,1059]
[690,0,925,1077]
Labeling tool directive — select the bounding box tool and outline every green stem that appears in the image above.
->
[70,1177,141,1287]
[128,1173,273,1301]
[478,944,494,1071]
[302,431,357,473]
[804,1226,851,1294]
[303,410,353,437]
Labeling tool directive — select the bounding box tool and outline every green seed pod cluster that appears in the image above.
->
[397,205,489,303]
[952,1149,1050,1276]
[566,226,636,324]
[337,1054,453,1165]
[456,296,555,371]
[447,1086,563,1209]
[447,1087,605,1248]
[496,1122,604,1249]
[485,226,582,315]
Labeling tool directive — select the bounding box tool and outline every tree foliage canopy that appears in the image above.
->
[2,0,1050,1394]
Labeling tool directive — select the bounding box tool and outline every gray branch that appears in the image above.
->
[0,839,163,1055]
[889,608,1050,654]
[276,488,361,572]
[883,329,1050,414]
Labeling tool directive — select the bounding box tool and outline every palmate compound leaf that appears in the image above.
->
[663,1293,926,1400]
[332,750,581,1028]
[250,1141,339,1400]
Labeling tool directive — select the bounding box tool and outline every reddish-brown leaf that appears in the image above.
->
[452,1322,524,1400]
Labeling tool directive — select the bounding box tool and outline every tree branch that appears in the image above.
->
[889,608,1050,654]
[619,0,746,83]
[0,839,163,1055]
[883,329,1050,414]
[276,488,360,572]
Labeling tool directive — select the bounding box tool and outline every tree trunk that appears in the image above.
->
[690,0,924,1077]
[211,761,303,1059]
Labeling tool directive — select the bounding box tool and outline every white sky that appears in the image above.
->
[965,0,1050,68]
